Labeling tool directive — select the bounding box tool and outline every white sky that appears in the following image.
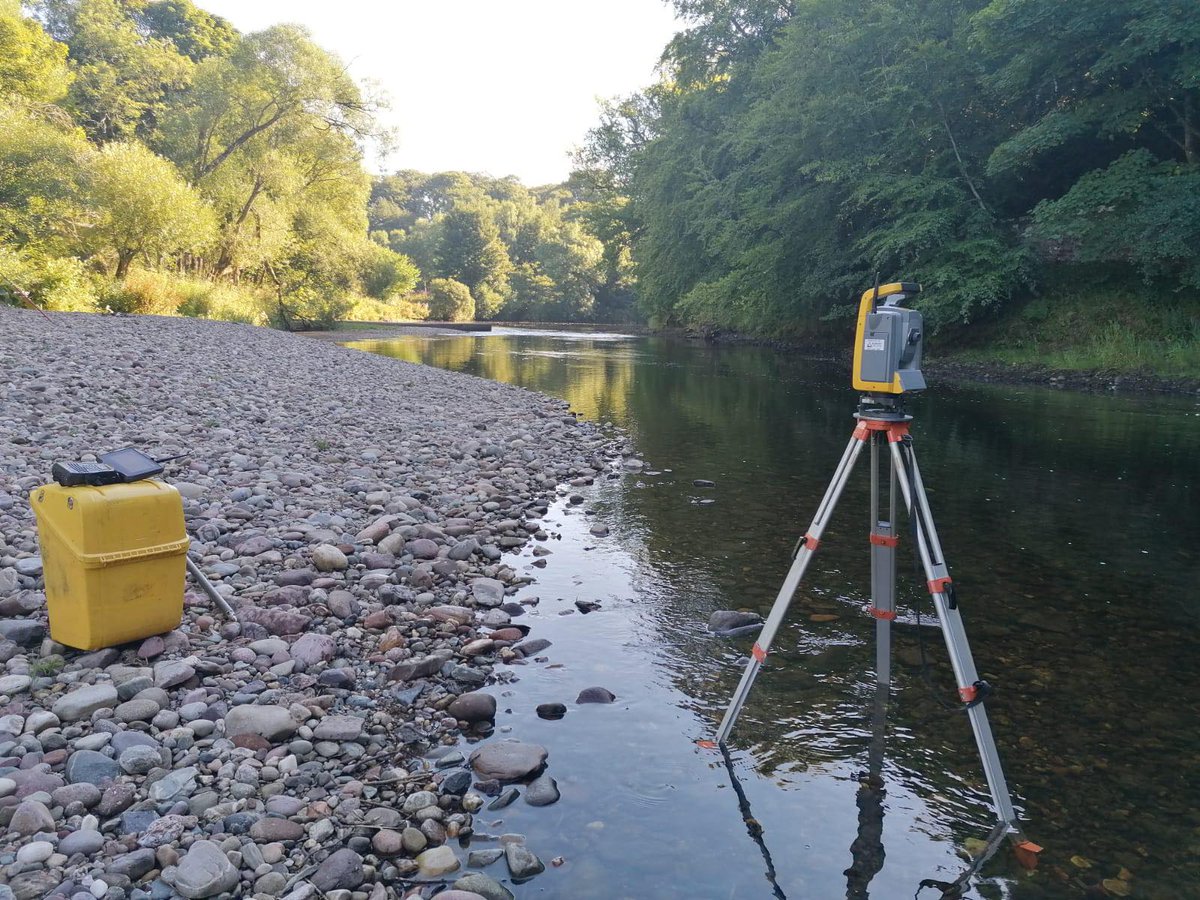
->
[195,0,682,186]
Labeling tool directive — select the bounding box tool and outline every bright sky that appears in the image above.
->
[195,0,682,186]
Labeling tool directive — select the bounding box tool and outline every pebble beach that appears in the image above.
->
[0,309,624,900]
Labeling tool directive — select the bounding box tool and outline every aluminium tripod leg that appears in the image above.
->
[869,434,897,686]
[888,436,1021,831]
[714,430,868,745]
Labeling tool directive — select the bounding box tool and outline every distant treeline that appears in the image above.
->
[573,0,1200,335]
[0,0,629,327]
[369,171,637,324]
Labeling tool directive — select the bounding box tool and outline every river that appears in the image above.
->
[345,328,1200,900]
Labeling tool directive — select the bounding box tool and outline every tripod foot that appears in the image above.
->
[1013,840,1043,870]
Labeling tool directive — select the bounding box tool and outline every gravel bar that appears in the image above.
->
[0,309,623,900]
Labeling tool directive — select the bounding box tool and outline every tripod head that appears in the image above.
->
[852,281,925,395]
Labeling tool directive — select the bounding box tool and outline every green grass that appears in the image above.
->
[946,285,1200,378]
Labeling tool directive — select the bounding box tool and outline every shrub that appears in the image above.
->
[426,278,475,322]
[0,246,98,312]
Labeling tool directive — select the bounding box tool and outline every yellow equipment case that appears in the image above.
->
[31,480,188,650]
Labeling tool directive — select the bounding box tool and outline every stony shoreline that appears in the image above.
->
[0,310,626,900]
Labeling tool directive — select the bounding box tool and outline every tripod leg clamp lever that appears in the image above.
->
[791,533,820,558]
[959,680,992,708]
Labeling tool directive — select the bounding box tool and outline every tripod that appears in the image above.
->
[709,395,1040,874]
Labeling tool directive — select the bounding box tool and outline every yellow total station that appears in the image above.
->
[851,281,926,395]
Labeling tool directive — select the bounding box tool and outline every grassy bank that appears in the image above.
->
[2,265,432,328]
[943,285,1200,378]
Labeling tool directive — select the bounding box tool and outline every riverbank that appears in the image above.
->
[666,327,1200,396]
[0,309,623,899]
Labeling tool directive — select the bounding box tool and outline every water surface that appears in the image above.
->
[347,329,1200,899]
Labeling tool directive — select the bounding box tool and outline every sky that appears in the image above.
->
[195,0,682,186]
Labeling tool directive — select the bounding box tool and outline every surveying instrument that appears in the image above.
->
[702,281,1040,889]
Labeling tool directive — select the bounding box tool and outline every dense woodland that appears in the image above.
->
[2,0,1198,363]
[0,0,629,326]
[573,0,1200,356]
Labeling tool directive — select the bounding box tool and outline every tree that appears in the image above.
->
[0,0,72,102]
[85,140,215,278]
[39,0,193,141]
[138,0,237,62]
[0,104,90,252]
[438,205,511,312]
[427,277,474,322]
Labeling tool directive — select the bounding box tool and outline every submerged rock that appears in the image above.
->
[708,609,764,634]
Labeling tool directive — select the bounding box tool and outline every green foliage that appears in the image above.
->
[426,277,475,322]
[40,0,194,141]
[361,242,420,300]
[0,0,72,102]
[0,244,96,311]
[0,103,90,253]
[1030,151,1200,288]
[85,140,216,278]
[574,0,1200,341]
[0,2,410,329]
[369,170,613,322]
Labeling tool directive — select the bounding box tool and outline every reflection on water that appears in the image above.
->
[347,331,1200,899]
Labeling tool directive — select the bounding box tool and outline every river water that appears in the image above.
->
[345,328,1200,900]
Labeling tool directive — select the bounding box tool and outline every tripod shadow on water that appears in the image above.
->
[716,684,999,900]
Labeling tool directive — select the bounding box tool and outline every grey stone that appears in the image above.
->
[415,845,459,877]
[111,731,159,754]
[53,683,119,721]
[402,791,438,814]
[524,773,560,807]
[9,799,55,835]
[153,659,195,688]
[514,638,551,656]
[52,782,101,808]
[223,705,297,742]
[119,745,163,775]
[60,829,105,856]
[469,741,548,782]
[310,848,365,892]
[173,840,239,899]
[148,766,197,801]
[466,848,505,868]
[312,715,362,741]
[708,609,763,633]
[470,578,505,608]
[114,698,161,723]
[0,619,45,646]
[66,749,120,784]
[290,633,335,667]
[108,847,157,880]
[138,813,194,848]
[447,691,496,723]
[120,810,160,834]
[504,842,545,879]
[453,873,515,900]
[312,545,348,572]
[535,703,566,720]
[576,686,616,704]
[14,557,42,577]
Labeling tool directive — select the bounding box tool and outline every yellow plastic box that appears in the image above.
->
[31,480,188,650]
